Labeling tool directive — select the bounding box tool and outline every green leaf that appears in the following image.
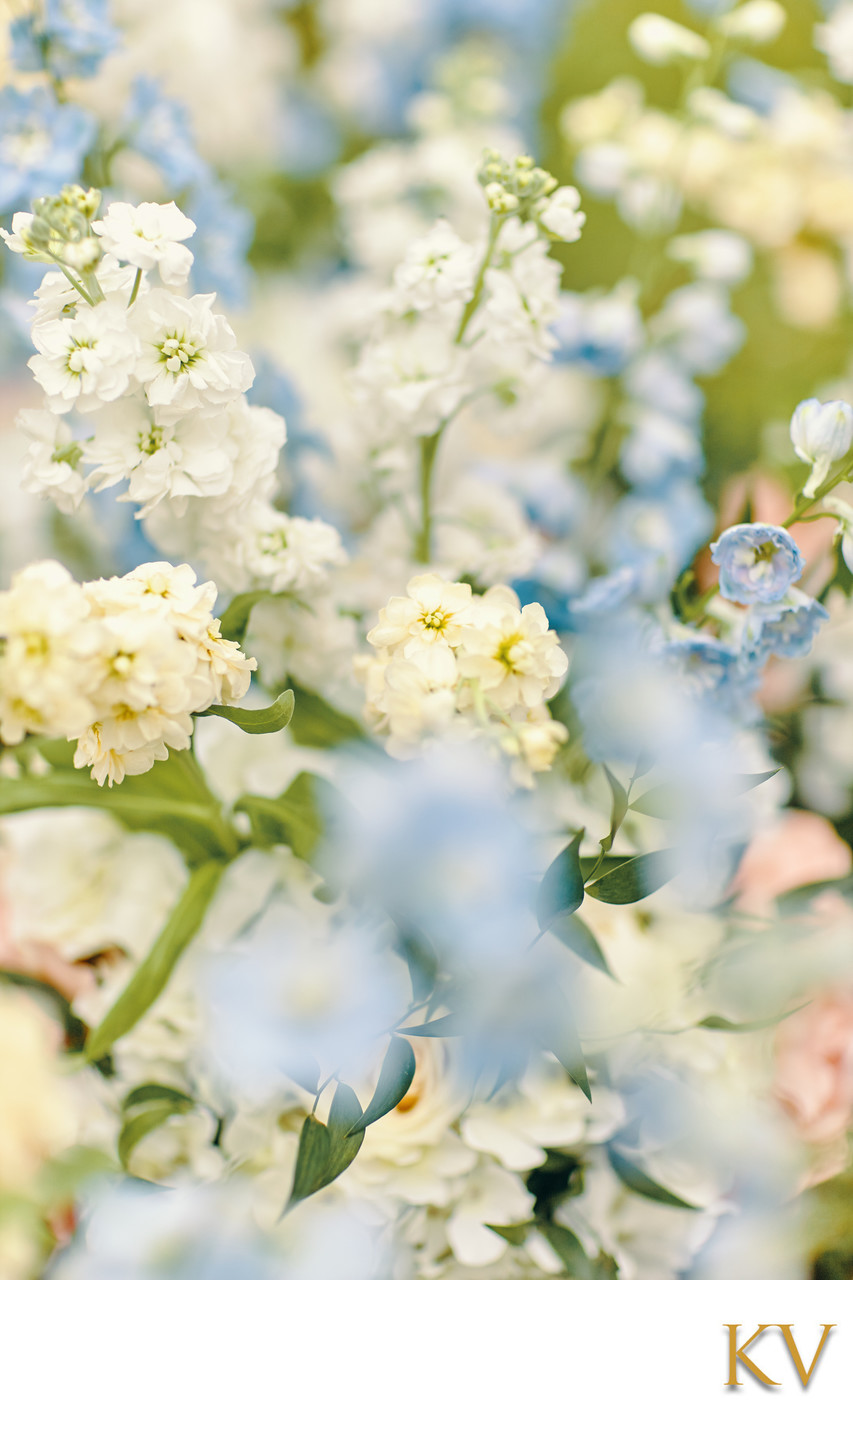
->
[234,771,333,863]
[0,746,238,865]
[286,1083,366,1210]
[539,1221,597,1278]
[399,1013,460,1038]
[217,589,273,644]
[629,785,680,819]
[85,861,224,1062]
[698,1004,809,1034]
[537,828,585,930]
[733,770,780,791]
[579,853,630,882]
[607,1148,698,1209]
[206,689,294,735]
[487,1221,534,1248]
[118,1101,190,1168]
[600,766,629,858]
[122,1084,194,1112]
[395,926,440,1003]
[548,911,615,979]
[585,850,673,905]
[348,1037,416,1134]
[287,683,364,748]
[542,995,591,1101]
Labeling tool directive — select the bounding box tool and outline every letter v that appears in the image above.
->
[777,1325,835,1387]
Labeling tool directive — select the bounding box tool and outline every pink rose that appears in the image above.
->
[732,809,852,916]
[774,991,853,1184]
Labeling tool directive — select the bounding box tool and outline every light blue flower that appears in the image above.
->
[10,0,119,81]
[710,523,804,603]
[553,284,644,375]
[568,566,640,625]
[745,595,830,660]
[607,483,713,592]
[662,634,761,713]
[619,410,705,489]
[0,85,96,212]
[123,78,210,191]
[186,180,254,307]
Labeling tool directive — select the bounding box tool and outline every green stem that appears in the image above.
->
[55,261,95,306]
[455,213,504,345]
[414,428,443,564]
[126,267,143,309]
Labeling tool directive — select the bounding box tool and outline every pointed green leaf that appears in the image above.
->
[287,683,364,748]
[286,1084,367,1212]
[85,860,224,1062]
[206,689,294,735]
[287,1115,333,1209]
[539,1221,595,1277]
[348,1037,416,1134]
[543,997,591,1101]
[487,1222,534,1248]
[608,1148,698,1209]
[399,1013,460,1038]
[217,589,273,645]
[122,1084,194,1112]
[585,850,673,905]
[234,771,333,863]
[537,828,585,930]
[629,785,680,819]
[549,911,615,978]
[698,1004,808,1034]
[118,1100,192,1169]
[600,766,629,857]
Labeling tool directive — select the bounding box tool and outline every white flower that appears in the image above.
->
[536,185,586,243]
[230,506,347,595]
[0,561,98,744]
[628,13,710,64]
[391,219,477,312]
[0,212,40,258]
[456,586,569,710]
[816,2,853,82]
[667,230,753,285]
[715,0,786,43]
[30,257,148,330]
[130,289,254,419]
[790,397,853,495]
[84,397,236,517]
[92,201,196,287]
[16,407,88,512]
[349,320,469,442]
[367,573,475,656]
[28,299,139,414]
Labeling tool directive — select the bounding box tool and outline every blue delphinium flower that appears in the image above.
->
[662,633,760,713]
[186,179,254,307]
[745,594,830,660]
[10,0,119,81]
[607,483,713,591]
[0,86,96,212]
[568,566,640,625]
[124,78,209,191]
[710,522,804,603]
[552,283,644,376]
[620,409,705,489]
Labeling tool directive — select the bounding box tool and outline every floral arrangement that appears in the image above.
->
[3,0,853,1282]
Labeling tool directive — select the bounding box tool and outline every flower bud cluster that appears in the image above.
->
[357,574,569,784]
[477,150,585,242]
[0,560,256,786]
[3,185,103,284]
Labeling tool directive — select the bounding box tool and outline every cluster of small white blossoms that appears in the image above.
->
[357,574,569,783]
[0,559,255,786]
[349,152,585,453]
[3,189,344,596]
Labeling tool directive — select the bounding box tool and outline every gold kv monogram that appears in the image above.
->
[725,1324,835,1387]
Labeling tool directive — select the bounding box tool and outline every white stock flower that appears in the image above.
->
[92,201,196,287]
[536,185,586,243]
[16,407,88,512]
[228,506,347,595]
[715,0,786,43]
[367,573,475,657]
[667,230,753,285]
[84,397,236,517]
[816,3,853,82]
[0,560,98,744]
[628,13,710,64]
[456,586,569,710]
[350,320,469,442]
[391,219,477,312]
[28,299,139,414]
[130,289,254,419]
